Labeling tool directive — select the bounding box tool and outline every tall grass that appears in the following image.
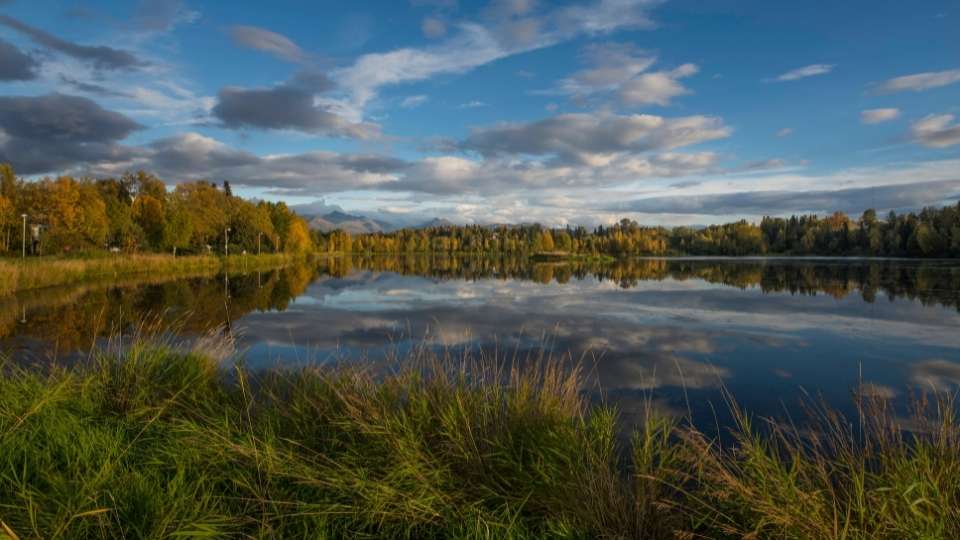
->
[0,253,297,295]
[683,392,960,539]
[0,337,958,538]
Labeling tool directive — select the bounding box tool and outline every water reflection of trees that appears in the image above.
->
[0,265,316,355]
[332,255,960,311]
[4,255,958,358]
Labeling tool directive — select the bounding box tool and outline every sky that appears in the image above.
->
[0,0,957,227]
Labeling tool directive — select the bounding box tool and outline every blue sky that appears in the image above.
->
[0,0,957,226]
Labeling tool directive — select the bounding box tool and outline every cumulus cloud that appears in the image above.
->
[229,25,306,63]
[878,68,960,93]
[0,37,38,80]
[458,112,730,165]
[116,117,721,197]
[392,149,720,195]
[551,43,695,107]
[620,63,698,106]
[146,133,259,174]
[0,14,145,70]
[0,93,143,174]
[860,108,900,124]
[559,43,656,96]
[774,63,834,82]
[211,70,380,138]
[0,96,722,199]
[911,114,960,148]
[80,132,409,194]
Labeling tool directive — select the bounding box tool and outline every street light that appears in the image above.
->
[20,214,26,259]
[224,227,232,256]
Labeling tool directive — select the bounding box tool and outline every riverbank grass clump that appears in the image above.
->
[0,253,297,295]
[0,339,958,538]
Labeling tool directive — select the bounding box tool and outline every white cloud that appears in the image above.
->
[620,63,698,106]
[774,63,834,82]
[878,68,960,93]
[911,114,960,148]
[228,25,305,63]
[776,127,794,137]
[552,43,696,107]
[401,94,429,108]
[332,0,662,119]
[459,112,731,164]
[860,108,900,124]
[558,42,657,96]
[458,100,487,108]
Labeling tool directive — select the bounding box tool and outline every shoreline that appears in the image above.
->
[0,253,299,296]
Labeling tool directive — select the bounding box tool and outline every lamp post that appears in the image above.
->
[20,214,26,259]
[224,227,231,256]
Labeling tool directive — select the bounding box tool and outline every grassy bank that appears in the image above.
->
[0,341,958,539]
[0,253,298,295]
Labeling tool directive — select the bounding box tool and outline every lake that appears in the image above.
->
[3,255,959,430]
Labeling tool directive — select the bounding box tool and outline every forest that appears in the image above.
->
[1,164,957,259]
[0,164,311,256]
[318,204,960,258]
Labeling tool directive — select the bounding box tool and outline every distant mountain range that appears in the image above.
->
[305,211,456,234]
[418,217,455,229]
[308,211,392,234]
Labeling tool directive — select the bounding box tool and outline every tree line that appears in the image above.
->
[0,164,311,256]
[2,163,957,259]
[317,203,960,258]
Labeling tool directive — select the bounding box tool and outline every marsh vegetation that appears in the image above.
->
[0,336,957,539]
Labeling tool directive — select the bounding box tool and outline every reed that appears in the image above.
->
[0,336,957,539]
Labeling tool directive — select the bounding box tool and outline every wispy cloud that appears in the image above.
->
[607,177,960,217]
[912,114,960,148]
[860,108,900,124]
[332,0,663,120]
[773,63,834,82]
[130,0,200,33]
[877,68,960,93]
[0,14,146,70]
[228,25,306,63]
[401,95,429,108]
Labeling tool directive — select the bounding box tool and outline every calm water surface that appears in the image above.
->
[3,256,959,428]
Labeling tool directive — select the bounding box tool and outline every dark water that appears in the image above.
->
[3,256,959,428]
